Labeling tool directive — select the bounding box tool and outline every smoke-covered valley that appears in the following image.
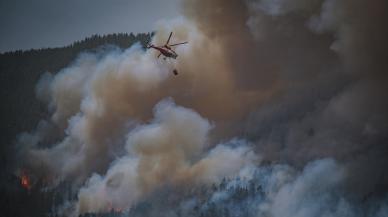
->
[4,0,388,216]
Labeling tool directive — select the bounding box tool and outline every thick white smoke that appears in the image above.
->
[13,0,388,216]
[76,99,257,214]
[174,158,388,217]
[20,44,171,183]
[18,16,270,186]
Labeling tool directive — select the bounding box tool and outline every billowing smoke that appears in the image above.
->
[76,99,257,214]
[13,0,388,216]
[172,159,387,217]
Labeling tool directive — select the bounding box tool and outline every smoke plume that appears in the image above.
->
[13,0,388,216]
[76,99,257,214]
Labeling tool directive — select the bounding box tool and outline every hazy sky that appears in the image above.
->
[0,0,181,52]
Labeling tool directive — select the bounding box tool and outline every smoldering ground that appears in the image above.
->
[11,0,388,216]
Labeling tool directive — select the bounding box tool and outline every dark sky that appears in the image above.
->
[0,0,181,52]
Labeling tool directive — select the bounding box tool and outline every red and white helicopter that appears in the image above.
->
[147,32,188,60]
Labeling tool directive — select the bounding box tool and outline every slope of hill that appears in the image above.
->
[0,32,152,217]
[0,32,152,170]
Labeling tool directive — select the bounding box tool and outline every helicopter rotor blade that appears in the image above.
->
[170,42,188,47]
[165,32,173,45]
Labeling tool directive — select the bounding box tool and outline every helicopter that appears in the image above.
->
[147,32,188,60]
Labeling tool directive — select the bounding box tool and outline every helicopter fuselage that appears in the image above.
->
[150,45,178,59]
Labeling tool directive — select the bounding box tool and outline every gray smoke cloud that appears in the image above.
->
[13,0,388,216]
[242,0,388,198]
[76,99,257,214]
[172,158,388,217]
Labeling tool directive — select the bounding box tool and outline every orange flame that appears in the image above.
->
[20,174,31,190]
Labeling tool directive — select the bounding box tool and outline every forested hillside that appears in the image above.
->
[0,33,152,217]
[0,33,152,165]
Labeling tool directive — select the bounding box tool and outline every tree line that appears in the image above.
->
[0,32,152,217]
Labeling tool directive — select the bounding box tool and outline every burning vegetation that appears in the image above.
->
[3,0,388,217]
[19,172,31,190]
